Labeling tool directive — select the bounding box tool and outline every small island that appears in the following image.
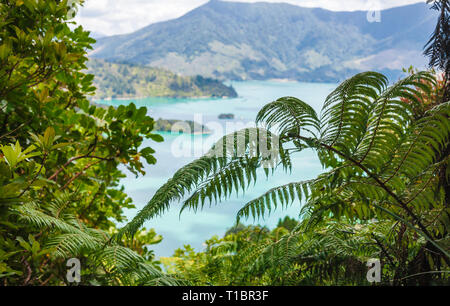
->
[218,113,235,120]
[154,119,212,135]
[87,59,238,100]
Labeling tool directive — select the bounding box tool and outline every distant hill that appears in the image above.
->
[90,1,437,83]
[87,59,237,99]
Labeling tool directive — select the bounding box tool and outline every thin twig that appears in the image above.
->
[60,160,102,190]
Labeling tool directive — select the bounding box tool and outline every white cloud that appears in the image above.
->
[74,0,208,36]
[228,0,425,12]
[75,0,426,36]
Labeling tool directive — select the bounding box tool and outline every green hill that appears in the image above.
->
[90,1,436,82]
[86,59,237,100]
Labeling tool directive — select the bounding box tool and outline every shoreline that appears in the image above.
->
[267,78,298,83]
[91,95,234,102]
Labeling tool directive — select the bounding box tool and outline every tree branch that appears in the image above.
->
[48,155,113,181]
[60,160,102,191]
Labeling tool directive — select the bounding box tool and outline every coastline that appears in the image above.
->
[267,78,299,83]
[92,95,234,102]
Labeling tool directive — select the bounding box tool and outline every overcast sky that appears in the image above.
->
[74,0,426,37]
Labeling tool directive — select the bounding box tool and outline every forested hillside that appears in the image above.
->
[87,59,237,99]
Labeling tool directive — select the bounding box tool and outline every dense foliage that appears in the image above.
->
[0,0,180,285]
[123,70,450,285]
[161,218,387,285]
[1,0,449,287]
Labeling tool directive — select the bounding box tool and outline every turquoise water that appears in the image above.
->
[97,80,337,257]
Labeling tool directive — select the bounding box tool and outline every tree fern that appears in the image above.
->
[121,71,450,267]
[117,127,284,239]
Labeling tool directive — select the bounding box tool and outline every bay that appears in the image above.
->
[96,80,337,257]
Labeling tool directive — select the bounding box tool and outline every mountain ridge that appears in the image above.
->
[91,1,437,82]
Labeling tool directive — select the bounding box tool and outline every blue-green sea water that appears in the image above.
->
[97,80,337,257]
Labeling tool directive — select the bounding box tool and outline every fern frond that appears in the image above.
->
[15,202,88,234]
[383,101,450,180]
[180,156,262,214]
[320,71,388,155]
[354,72,436,169]
[91,245,183,286]
[236,180,313,222]
[256,96,320,138]
[46,232,104,258]
[118,127,283,239]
